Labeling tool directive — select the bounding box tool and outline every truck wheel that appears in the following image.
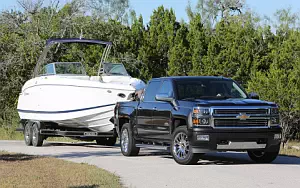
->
[32,123,44,147]
[248,148,279,163]
[171,126,200,165]
[120,123,140,156]
[96,137,117,146]
[24,122,32,146]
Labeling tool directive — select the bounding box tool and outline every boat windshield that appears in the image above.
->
[43,62,86,75]
[103,63,128,76]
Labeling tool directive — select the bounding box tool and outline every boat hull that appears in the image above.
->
[17,76,137,132]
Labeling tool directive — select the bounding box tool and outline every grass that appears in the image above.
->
[0,151,121,188]
[0,127,23,140]
[280,140,300,158]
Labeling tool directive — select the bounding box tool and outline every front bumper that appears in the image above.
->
[189,126,282,153]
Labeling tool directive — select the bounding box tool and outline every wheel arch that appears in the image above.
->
[117,117,130,137]
[171,110,193,133]
[171,118,188,133]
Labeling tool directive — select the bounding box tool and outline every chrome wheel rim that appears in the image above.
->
[25,125,30,142]
[32,125,37,144]
[173,132,189,160]
[121,129,129,153]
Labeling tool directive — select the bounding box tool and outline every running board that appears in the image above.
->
[135,144,170,151]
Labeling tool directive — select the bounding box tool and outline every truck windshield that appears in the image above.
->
[175,79,247,100]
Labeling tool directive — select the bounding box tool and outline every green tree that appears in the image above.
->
[139,6,177,79]
[188,13,207,76]
[248,63,300,144]
[168,22,191,76]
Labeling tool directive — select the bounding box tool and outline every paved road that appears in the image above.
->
[1,140,300,188]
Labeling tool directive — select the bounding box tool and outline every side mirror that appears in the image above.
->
[249,92,259,100]
[155,93,174,102]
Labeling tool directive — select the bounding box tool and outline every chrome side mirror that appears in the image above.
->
[155,93,174,102]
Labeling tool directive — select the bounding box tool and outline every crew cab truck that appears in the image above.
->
[114,76,282,165]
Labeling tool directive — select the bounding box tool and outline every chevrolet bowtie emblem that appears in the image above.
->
[237,113,250,120]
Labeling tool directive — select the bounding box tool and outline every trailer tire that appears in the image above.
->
[24,122,32,146]
[32,123,44,147]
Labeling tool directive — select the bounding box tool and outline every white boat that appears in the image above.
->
[17,39,145,132]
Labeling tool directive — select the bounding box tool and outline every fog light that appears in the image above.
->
[199,118,210,125]
[197,135,209,141]
[274,133,281,140]
[271,117,279,124]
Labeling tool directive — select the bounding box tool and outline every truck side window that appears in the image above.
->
[143,81,161,102]
[158,81,173,95]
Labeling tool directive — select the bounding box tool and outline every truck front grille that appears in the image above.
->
[214,109,268,115]
[214,119,268,127]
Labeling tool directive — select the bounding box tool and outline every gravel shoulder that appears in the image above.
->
[1,140,300,188]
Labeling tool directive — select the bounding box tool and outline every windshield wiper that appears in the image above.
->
[181,97,196,101]
[181,96,235,101]
[197,95,234,99]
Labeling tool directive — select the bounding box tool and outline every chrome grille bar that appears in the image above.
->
[210,106,270,128]
[214,109,268,115]
[214,119,268,127]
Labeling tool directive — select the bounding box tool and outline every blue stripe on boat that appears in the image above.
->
[17,103,115,114]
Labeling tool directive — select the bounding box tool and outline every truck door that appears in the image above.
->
[151,80,173,141]
[136,81,161,139]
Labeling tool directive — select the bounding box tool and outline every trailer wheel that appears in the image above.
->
[32,123,44,147]
[96,137,117,146]
[24,122,32,146]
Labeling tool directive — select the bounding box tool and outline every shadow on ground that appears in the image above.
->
[36,141,300,165]
[162,152,300,165]
[0,153,38,162]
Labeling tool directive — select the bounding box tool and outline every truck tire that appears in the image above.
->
[171,126,200,165]
[120,123,140,156]
[96,137,117,146]
[247,147,280,163]
[32,123,44,147]
[24,122,32,146]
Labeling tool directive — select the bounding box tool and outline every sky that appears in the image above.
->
[1,0,300,24]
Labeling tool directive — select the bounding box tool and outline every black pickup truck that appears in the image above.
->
[114,76,282,165]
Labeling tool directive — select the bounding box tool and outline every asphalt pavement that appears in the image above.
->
[1,140,300,188]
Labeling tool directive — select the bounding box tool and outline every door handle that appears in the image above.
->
[138,107,143,109]
[153,107,157,110]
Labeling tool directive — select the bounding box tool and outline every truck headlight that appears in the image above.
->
[271,117,279,124]
[192,118,210,125]
[270,107,279,115]
[269,107,280,126]
[193,107,211,126]
[193,107,210,115]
